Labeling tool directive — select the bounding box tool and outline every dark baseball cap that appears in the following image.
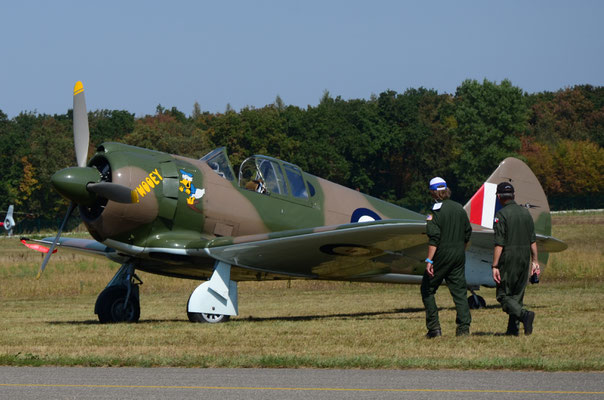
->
[496,182,514,194]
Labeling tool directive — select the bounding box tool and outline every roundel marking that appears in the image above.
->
[320,244,383,257]
[351,208,381,223]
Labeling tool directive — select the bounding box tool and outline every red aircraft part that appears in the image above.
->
[21,239,57,254]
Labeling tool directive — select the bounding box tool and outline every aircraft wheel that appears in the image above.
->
[96,286,140,323]
[186,295,230,323]
[467,295,486,310]
[188,312,230,323]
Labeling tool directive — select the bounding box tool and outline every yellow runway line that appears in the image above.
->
[0,383,602,395]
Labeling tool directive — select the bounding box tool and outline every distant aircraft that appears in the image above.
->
[1,205,16,237]
[22,82,567,323]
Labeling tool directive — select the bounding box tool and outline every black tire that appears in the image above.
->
[95,286,140,323]
[187,312,230,323]
[467,295,486,310]
[186,294,230,323]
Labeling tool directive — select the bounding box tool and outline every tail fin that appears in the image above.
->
[464,157,551,237]
[463,158,566,286]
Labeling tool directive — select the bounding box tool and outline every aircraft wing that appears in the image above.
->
[21,237,129,263]
[204,220,428,279]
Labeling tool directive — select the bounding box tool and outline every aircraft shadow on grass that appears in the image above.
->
[47,307,428,325]
[45,303,539,325]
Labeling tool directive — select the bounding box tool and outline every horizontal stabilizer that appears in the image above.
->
[469,231,567,253]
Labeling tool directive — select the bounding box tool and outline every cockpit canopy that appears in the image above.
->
[239,157,288,195]
[200,147,236,181]
[200,148,315,200]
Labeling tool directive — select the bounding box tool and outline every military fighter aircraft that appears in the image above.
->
[22,82,567,323]
[1,205,16,237]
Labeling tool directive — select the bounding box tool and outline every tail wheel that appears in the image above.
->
[96,286,140,323]
[467,294,486,310]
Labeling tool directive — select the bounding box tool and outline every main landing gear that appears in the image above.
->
[187,261,238,323]
[95,263,142,323]
[94,260,239,324]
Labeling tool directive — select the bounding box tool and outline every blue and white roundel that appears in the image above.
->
[351,208,382,223]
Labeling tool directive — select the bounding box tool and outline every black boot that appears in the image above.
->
[456,327,470,337]
[522,311,535,335]
[505,315,519,336]
[426,329,442,339]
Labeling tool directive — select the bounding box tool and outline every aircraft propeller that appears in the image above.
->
[86,182,140,204]
[36,82,138,279]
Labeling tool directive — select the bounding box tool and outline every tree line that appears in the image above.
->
[1,79,602,229]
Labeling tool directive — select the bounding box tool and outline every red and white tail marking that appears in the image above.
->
[469,182,498,229]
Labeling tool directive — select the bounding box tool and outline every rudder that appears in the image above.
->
[463,157,552,237]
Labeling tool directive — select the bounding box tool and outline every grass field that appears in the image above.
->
[0,212,602,370]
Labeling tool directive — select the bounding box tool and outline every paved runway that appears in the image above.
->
[0,367,602,399]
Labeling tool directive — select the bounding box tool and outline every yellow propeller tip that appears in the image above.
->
[73,81,84,96]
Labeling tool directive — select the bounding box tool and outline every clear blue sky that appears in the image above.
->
[2,0,603,118]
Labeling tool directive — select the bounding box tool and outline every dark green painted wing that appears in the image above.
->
[205,220,428,279]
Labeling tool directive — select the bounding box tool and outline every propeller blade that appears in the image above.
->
[73,81,90,168]
[87,182,140,204]
[36,202,76,279]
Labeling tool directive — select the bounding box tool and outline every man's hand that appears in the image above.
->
[531,262,540,276]
[492,267,501,284]
[426,262,434,278]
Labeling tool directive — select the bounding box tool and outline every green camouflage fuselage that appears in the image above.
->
[81,142,425,281]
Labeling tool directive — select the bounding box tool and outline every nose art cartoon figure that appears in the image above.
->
[179,170,205,205]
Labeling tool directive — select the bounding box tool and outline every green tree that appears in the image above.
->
[528,86,604,147]
[0,110,22,211]
[452,79,527,198]
[375,88,456,209]
[285,92,353,186]
[553,140,603,194]
[26,116,74,216]
[210,105,297,170]
[122,112,211,158]
[192,102,202,119]
[520,136,561,194]
[17,156,40,206]
[274,95,285,112]
[88,110,135,147]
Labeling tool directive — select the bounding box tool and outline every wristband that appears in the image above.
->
[425,258,433,264]
[491,265,499,269]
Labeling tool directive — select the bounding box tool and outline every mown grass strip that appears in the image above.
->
[1,353,602,371]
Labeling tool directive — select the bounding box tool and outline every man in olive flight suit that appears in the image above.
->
[491,182,540,336]
[421,177,472,338]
